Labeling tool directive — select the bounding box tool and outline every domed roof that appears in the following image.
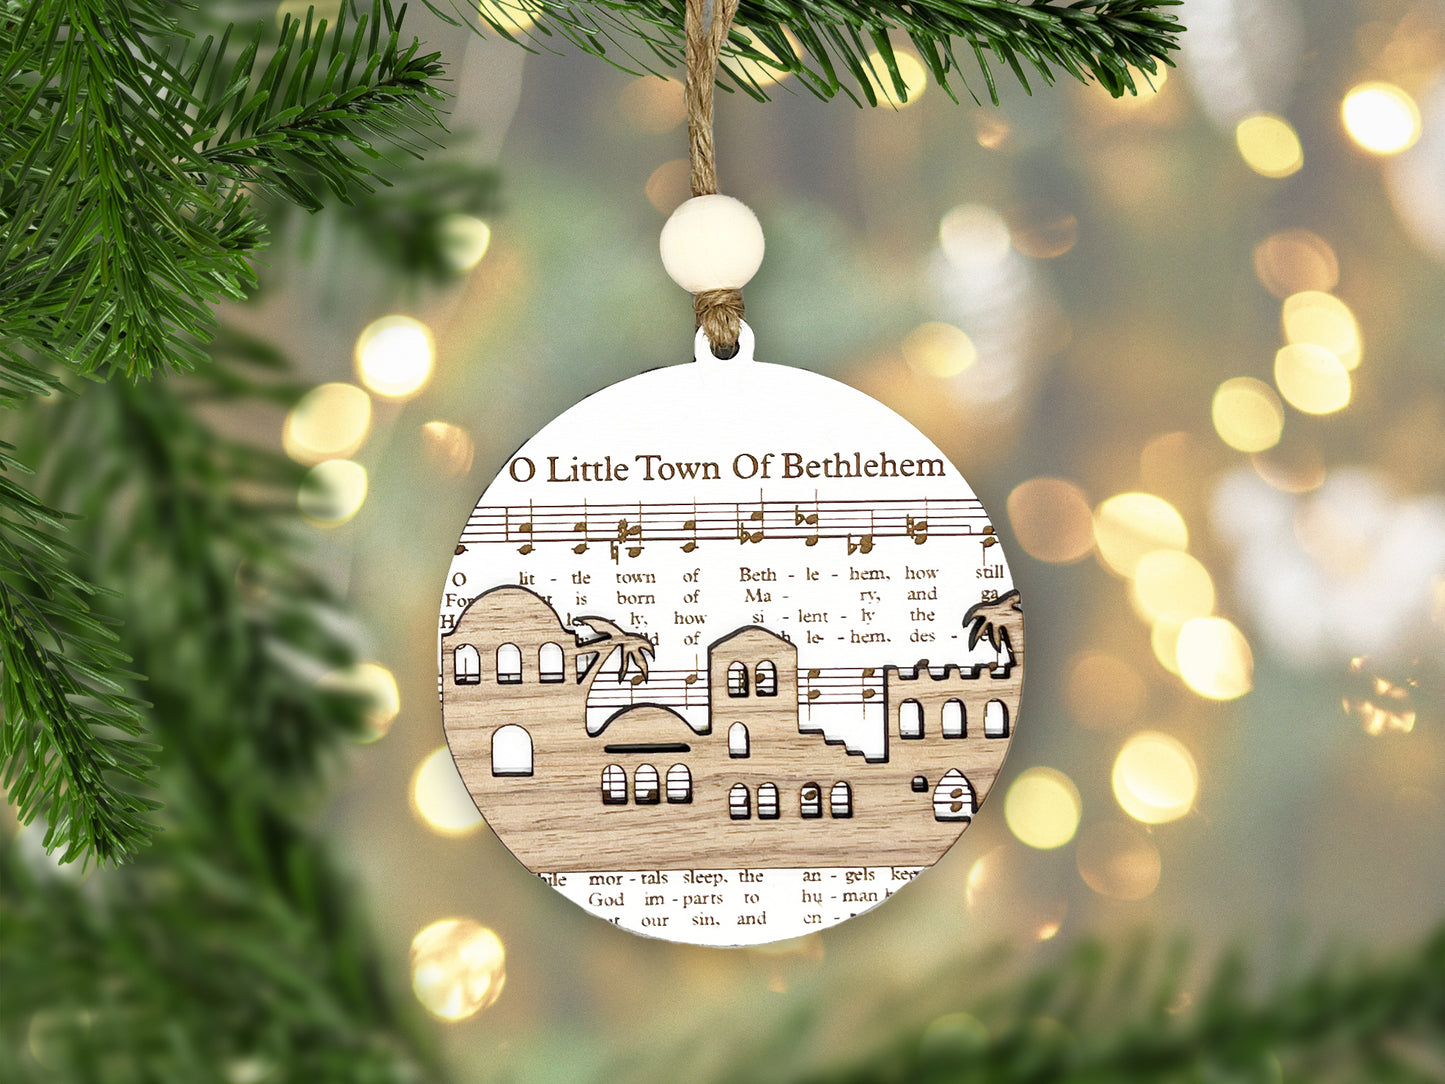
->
[450,586,570,642]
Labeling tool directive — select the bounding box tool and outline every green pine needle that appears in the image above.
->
[423,0,1183,105]
[0,446,157,867]
[0,0,451,869]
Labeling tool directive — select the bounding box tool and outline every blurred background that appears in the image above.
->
[230,0,1444,1078]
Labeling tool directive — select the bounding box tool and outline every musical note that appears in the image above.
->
[863,688,877,699]
[737,504,764,544]
[454,544,466,555]
[862,668,875,679]
[681,503,699,553]
[794,502,820,547]
[517,502,535,555]
[615,512,643,559]
[906,514,928,546]
[981,524,997,551]
[848,511,876,555]
[572,503,589,554]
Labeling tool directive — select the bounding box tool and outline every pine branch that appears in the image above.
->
[30,364,373,790]
[0,0,446,386]
[189,3,447,213]
[0,446,158,866]
[694,928,1445,1083]
[422,0,1183,105]
[0,0,451,867]
[1,351,439,1081]
[0,814,439,1082]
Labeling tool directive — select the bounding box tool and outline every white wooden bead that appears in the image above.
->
[659,194,765,293]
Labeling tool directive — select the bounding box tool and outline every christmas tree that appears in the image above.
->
[4,0,1444,1081]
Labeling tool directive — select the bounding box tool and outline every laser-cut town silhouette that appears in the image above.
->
[441,586,1023,872]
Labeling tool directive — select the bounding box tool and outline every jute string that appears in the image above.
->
[685,0,744,355]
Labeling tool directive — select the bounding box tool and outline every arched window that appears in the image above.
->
[755,661,777,696]
[899,699,924,739]
[729,783,751,819]
[666,763,692,803]
[601,764,627,804]
[800,782,822,818]
[757,783,779,819]
[830,781,852,818]
[933,769,975,821]
[728,721,750,758]
[538,642,565,683]
[576,651,598,681]
[634,764,660,804]
[491,725,532,776]
[911,775,928,792]
[727,661,748,697]
[942,699,966,738]
[985,698,1010,738]
[453,644,481,685]
[496,643,522,684]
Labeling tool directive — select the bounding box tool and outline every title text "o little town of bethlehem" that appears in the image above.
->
[509,452,948,484]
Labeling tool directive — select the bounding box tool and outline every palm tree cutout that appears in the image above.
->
[573,615,655,688]
[963,590,1024,674]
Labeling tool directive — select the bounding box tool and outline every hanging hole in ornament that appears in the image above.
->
[694,321,754,365]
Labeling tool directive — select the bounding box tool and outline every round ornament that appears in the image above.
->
[439,327,1023,946]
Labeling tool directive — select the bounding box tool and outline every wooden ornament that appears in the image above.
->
[440,326,1023,946]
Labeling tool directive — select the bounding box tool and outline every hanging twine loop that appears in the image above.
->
[683,0,746,355]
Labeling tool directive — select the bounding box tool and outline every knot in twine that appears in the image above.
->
[685,0,743,355]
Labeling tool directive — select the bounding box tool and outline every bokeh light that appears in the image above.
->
[1112,731,1199,824]
[1275,343,1352,414]
[645,158,691,215]
[411,746,483,835]
[1342,82,1421,155]
[1150,619,1184,676]
[1076,820,1162,900]
[1212,377,1284,453]
[1282,291,1361,370]
[439,214,492,272]
[1234,113,1304,178]
[1005,767,1082,850]
[1344,657,1418,736]
[1114,64,1169,108]
[1093,493,1189,577]
[282,382,372,465]
[317,662,400,741]
[298,459,368,526]
[1176,616,1254,699]
[275,0,343,26]
[1252,229,1339,298]
[919,1012,989,1060]
[355,315,434,400]
[939,203,1011,268]
[964,845,1069,942]
[1066,651,1146,730]
[729,29,802,88]
[901,322,977,378]
[1130,550,1216,625]
[476,0,537,34]
[1007,477,1095,564]
[420,420,476,477]
[864,50,927,108]
[410,918,505,1020]
[617,76,685,133]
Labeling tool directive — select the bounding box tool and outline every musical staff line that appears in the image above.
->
[462,497,988,555]
[577,665,891,709]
